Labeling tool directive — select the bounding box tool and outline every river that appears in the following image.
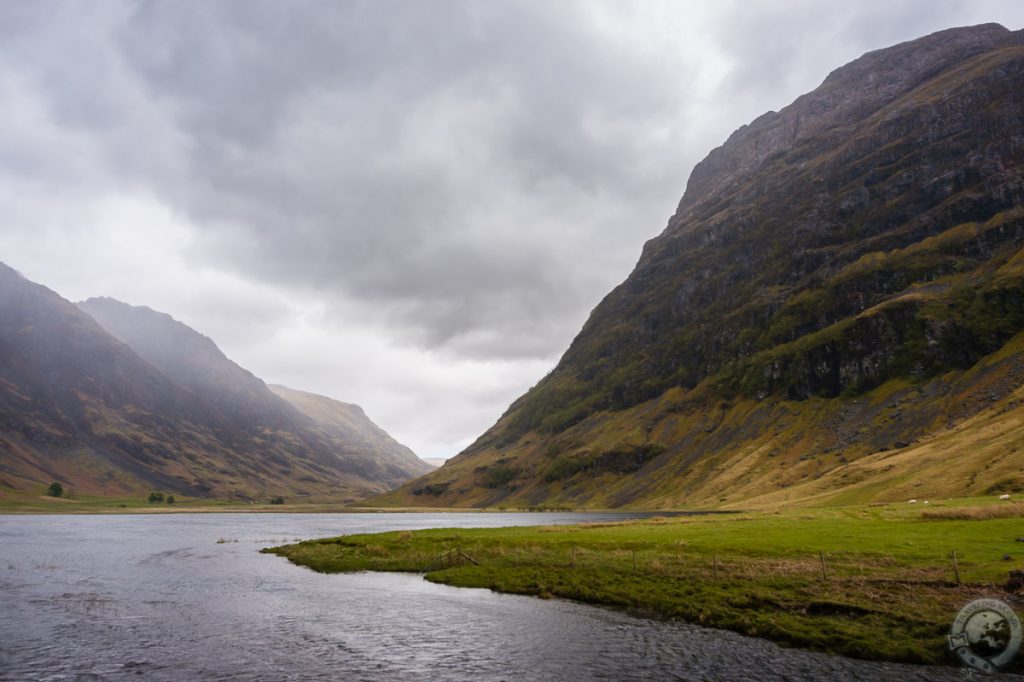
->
[0,512,1001,681]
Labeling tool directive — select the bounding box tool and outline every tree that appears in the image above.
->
[47,482,63,498]
[148,492,165,503]
[269,496,285,505]
[166,495,175,504]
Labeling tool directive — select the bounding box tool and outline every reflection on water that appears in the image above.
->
[0,513,983,681]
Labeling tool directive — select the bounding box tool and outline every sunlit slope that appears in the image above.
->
[374,25,1024,509]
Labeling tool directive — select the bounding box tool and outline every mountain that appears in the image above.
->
[267,384,433,480]
[376,24,1024,510]
[0,263,223,496]
[78,297,302,434]
[76,296,431,493]
[0,268,425,502]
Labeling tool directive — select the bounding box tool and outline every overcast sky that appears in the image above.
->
[2,1,1022,460]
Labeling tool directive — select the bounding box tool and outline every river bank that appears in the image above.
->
[4,511,982,681]
[266,499,1024,669]
[0,493,490,515]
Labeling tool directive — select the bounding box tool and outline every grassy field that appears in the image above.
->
[0,490,489,514]
[266,498,1024,668]
[0,493,382,514]
[0,493,256,514]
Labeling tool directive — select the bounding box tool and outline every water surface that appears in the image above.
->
[0,513,993,680]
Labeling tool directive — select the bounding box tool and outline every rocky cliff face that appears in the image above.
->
[377,24,1024,510]
[0,269,425,500]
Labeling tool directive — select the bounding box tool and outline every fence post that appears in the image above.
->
[951,550,962,585]
[819,551,827,581]
[713,555,719,580]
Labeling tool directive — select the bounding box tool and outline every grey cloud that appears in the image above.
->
[710,0,1016,111]
[103,1,694,356]
[0,1,696,362]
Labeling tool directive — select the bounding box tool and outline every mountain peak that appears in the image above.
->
[78,296,227,362]
[676,23,1021,222]
[0,261,26,280]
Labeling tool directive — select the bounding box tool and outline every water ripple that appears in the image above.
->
[0,513,1012,681]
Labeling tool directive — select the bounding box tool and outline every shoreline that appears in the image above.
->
[0,494,736,516]
[264,500,1024,670]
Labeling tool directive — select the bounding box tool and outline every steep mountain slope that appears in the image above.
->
[377,24,1024,509]
[0,263,221,496]
[78,297,299,433]
[77,296,431,491]
[0,268,421,501]
[268,384,433,480]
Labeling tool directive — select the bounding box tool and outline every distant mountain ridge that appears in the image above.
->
[376,23,1024,510]
[267,384,432,482]
[0,266,428,501]
[79,296,432,488]
[79,297,298,432]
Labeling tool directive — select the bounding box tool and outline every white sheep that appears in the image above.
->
[908,499,917,504]
[999,494,1011,500]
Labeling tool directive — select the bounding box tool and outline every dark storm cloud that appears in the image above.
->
[99,1,692,356]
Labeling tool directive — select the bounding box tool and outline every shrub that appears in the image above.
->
[269,496,285,505]
[148,492,165,503]
[46,482,63,498]
[411,482,451,496]
[545,458,584,482]
[482,465,518,489]
[166,495,175,504]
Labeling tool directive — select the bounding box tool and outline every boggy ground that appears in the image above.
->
[266,498,1024,669]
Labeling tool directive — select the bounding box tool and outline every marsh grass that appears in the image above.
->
[921,501,1024,520]
[265,500,1024,668]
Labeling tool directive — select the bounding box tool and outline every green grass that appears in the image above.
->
[0,493,382,514]
[265,500,1024,668]
[0,493,253,514]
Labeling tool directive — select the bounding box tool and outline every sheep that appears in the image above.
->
[999,494,1011,500]
[908,499,917,504]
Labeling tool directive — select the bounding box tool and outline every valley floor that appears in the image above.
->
[0,494,394,515]
[267,498,1024,669]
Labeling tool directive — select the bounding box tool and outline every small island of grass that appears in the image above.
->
[265,499,1024,668]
